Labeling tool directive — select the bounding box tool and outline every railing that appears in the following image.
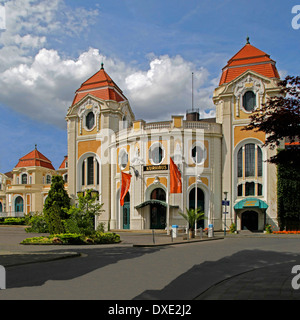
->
[0,212,25,218]
[184,121,222,133]
[144,121,172,130]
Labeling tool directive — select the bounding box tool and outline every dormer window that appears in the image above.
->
[243,91,256,112]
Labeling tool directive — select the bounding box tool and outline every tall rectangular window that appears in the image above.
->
[87,157,94,185]
[245,144,255,177]
[237,148,243,177]
[257,147,262,177]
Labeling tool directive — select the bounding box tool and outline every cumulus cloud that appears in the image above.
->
[0,0,216,128]
[125,54,215,121]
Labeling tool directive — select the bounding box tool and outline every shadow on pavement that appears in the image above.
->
[134,249,300,300]
[5,246,163,289]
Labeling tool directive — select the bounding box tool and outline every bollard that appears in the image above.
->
[152,229,155,244]
[200,227,203,239]
[0,265,5,290]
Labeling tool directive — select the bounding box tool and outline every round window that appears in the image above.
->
[191,145,205,164]
[149,144,164,165]
[86,111,95,130]
[119,149,128,170]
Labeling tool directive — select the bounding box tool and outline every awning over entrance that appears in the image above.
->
[234,198,268,210]
[135,200,179,209]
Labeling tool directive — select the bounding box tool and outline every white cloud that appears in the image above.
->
[124,54,215,121]
[0,48,216,128]
[0,0,216,128]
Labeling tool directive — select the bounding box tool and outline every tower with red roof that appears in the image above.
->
[213,38,282,231]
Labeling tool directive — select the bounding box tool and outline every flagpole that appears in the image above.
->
[195,151,198,236]
[167,158,170,235]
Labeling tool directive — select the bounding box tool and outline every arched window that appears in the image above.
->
[236,143,263,197]
[151,188,166,201]
[86,111,95,130]
[15,196,23,213]
[81,156,99,186]
[243,91,256,112]
[21,174,27,185]
[46,175,51,184]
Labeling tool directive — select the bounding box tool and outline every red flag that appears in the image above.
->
[170,157,182,193]
[120,171,131,206]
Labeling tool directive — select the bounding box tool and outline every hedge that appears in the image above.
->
[21,232,121,245]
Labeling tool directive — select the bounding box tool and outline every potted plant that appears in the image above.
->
[178,208,205,238]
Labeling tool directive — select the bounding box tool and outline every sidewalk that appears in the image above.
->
[0,226,223,268]
[114,229,224,247]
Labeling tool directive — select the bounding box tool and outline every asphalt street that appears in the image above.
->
[0,226,300,300]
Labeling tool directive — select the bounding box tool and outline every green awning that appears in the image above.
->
[135,200,179,209]
[234,198,268,210]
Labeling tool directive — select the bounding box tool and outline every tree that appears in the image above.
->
[244,75,300,167]
[43,175,70,234]
[64,189,104,236]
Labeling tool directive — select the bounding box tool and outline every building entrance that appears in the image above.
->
[241,210,258,231]
[150,188,166,229]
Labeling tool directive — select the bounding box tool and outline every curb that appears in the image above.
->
[132,236,224,247]
[1,251,81,267]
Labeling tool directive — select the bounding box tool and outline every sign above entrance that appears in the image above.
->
[144,165,169,171]
[234,198,268,210]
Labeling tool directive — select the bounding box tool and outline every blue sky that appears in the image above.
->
[0,0,299,173]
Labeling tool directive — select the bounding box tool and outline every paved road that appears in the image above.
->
[1,227,300,300]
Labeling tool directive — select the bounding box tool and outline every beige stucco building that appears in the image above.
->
[65,40,282,232]
[0,40,282,232]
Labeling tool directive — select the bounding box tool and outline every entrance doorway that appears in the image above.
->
[150,188,166,229]
[189,187,205,228]
[15,196,24,213]
[123,192,130,229]
[242,210,258,231]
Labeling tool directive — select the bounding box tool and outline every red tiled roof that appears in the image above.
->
[72,65,127,105]
[219,43,280,85]
[15,148,55,170]
[59,156,68,169]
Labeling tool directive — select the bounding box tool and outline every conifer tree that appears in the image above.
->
[43,175,70,234]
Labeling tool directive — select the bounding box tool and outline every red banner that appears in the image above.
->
[170,158,182,193]
[120,172,131,206]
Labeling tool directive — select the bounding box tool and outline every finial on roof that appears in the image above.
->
[246,36,250,44]
[35,144,37,150]
[101,62,104,70]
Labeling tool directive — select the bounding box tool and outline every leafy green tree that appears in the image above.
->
[244,75,300,167]
[43,175,70,234]
[64,189,104,236]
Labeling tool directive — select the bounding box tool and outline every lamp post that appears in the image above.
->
[223,191,228,236]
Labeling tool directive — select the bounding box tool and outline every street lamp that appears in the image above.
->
[223,191,228,236]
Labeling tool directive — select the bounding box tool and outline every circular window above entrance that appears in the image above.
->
[191,142,206,165]
[118,149,129,170]
[149,142,165,165]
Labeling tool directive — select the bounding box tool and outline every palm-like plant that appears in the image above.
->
[178,207,205,231]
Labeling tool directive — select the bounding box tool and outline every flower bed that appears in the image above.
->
[21,232,121,245]
[272,231,300,234]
